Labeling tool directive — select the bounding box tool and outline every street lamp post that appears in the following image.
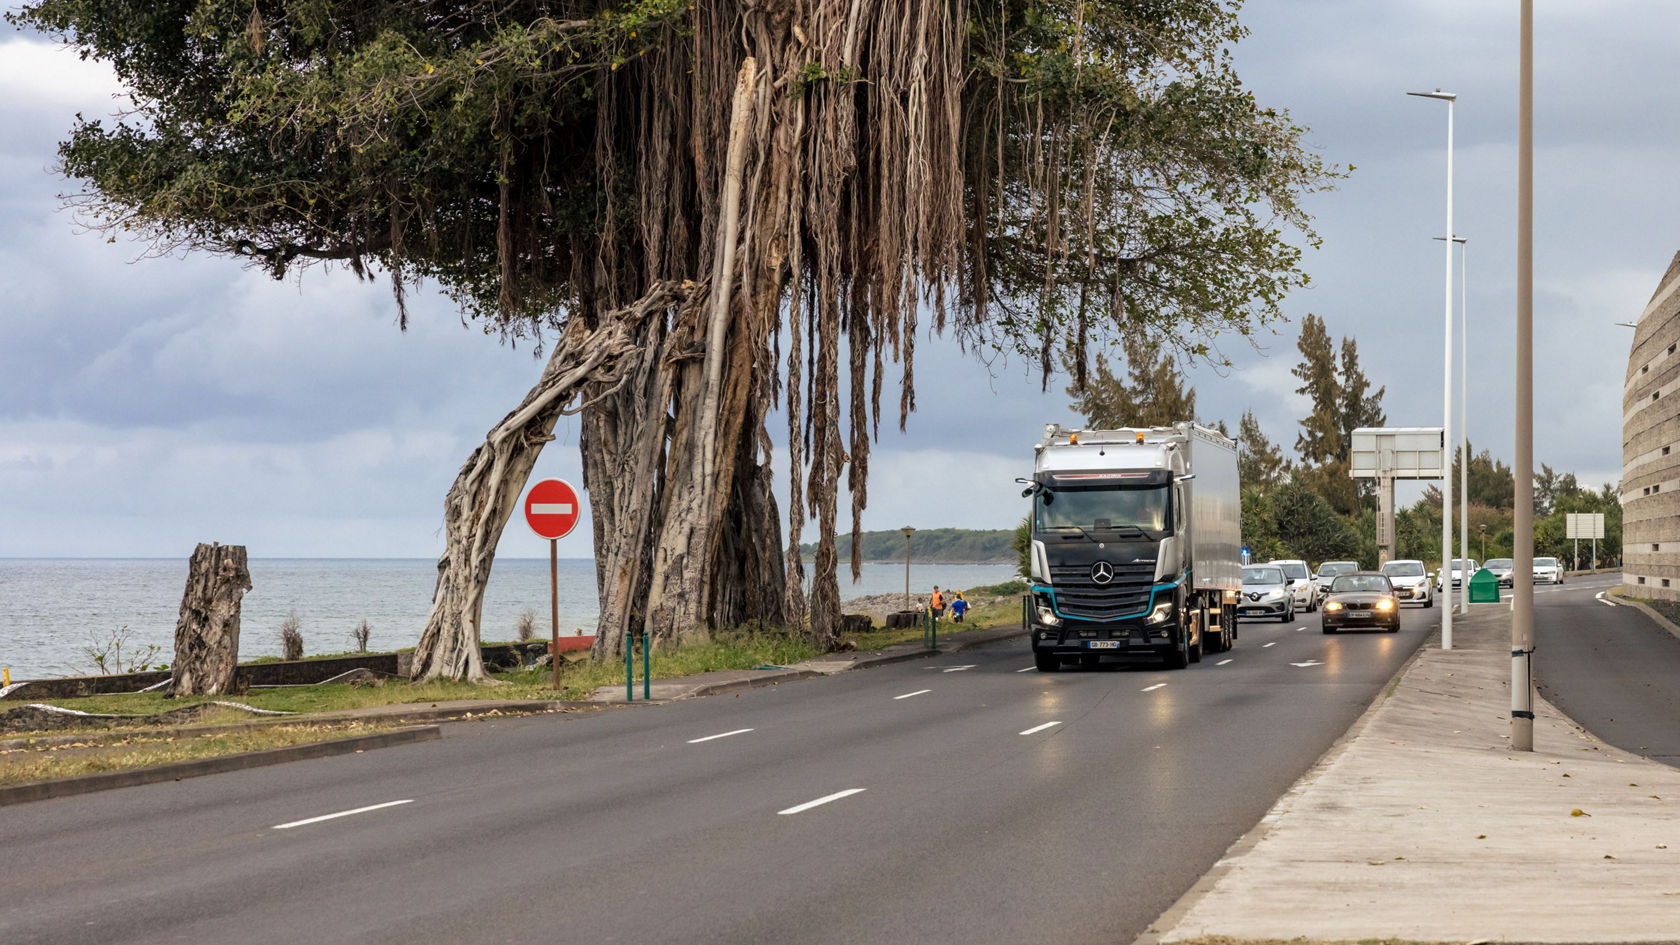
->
[1410,87,1457,649]
[1512,0,1535,752]
[1438,234,1470,614]
[901,526,916,610]
[1480,523,1487,562]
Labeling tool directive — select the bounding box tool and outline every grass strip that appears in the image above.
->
[0,719,410,786]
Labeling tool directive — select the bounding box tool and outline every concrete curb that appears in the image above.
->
[1607,589,1680,643]
[1131,615,1443,945]
[0,725,441,807]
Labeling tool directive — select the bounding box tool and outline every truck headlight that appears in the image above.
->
[1146,600,1175,624]
[1034,596,1061,627]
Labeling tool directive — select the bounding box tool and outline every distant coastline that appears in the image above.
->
[800,528,1017,565]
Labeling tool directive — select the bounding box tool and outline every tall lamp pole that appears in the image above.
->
[1512,0,1535,752]
[901,526,916,610]
[1410,87,1457,648]
[1438,234,1470,613]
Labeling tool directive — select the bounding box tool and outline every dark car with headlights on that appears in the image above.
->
[1321,572,1400,633]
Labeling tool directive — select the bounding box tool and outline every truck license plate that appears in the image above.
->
[1087,640,1119,649]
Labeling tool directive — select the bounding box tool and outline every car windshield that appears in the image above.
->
[1332,575,1391,594]
[1487,559,1514,569]
[1243,567,1284,585]
[1274,562,1310,580]
[1536,557,1559,567]
[1382,562,1425,578]
[1451,559,1475,570]
[1317,562,1356,578]
[1035,484,1168,535]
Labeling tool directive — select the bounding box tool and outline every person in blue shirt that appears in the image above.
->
[950,592,968,623]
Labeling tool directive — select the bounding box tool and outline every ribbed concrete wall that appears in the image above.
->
[1622,250,1680,600]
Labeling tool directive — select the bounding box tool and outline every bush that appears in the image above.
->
[350,618,372,653]
[515,608,537,642]
[82,625,165,675]
[278,611,304,661]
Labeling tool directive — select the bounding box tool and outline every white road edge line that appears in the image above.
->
[778,788,866,815]
[1262,641,1278,648]
[1015,666,1036,673]
[1217,658,1234,666]
[1019,721,1062,736]
[1141,683,1167,692]
[273,799,413,830]
[688,728,754,743]
[893,689,932,700]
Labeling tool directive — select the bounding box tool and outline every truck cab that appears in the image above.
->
[1025,424,1241,671]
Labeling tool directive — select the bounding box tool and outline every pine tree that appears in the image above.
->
[1238,410,1291,490]
[1337,337,1386,450]
[1067,336,1196,429]
[1292,314,1341,463]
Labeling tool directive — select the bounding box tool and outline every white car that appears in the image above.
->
[1314,560,1359,597]
[1380,559,1435,607]
[1268,559,1319,612]
[1533,556,1565,584]
[1442,558,1478,590]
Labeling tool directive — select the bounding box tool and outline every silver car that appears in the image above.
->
[1484,557,1515,587]
[1380,559,1434,607]
[1239,565,1294,622]
[1534,556,1565,584]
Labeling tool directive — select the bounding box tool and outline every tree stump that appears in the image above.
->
[169,543,252,696]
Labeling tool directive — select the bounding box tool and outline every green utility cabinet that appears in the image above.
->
[1468,568,1500,603]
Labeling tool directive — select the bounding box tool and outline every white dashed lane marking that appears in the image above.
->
[1141,683,1167,692]
[688,729,754,744]
[273,799,412,830]
[893,689,932,700]
[1019,721,1063,736]
[778,789,866,815]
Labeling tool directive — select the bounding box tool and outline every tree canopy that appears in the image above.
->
[14,0,1344,665]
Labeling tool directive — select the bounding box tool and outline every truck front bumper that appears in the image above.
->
[1029,621,1177,659]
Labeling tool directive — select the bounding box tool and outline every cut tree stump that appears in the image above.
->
[168,543,252,696]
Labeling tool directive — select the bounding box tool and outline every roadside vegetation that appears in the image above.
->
[10,581,1028,748]
[0,719,411,787]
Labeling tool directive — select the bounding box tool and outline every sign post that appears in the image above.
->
[524,479,582,690]
[1566,513,1605,574]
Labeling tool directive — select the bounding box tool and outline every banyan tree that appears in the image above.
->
[15,0,1337,681]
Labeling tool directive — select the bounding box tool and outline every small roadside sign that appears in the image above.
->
[525,478,581,540]
[1468,568,1500,604]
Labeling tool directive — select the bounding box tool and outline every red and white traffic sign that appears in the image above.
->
[524,478,581,540]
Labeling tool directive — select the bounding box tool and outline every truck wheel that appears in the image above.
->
[1163,630,1189,670]
[1034,652,1059,672]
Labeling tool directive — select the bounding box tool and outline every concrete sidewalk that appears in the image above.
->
[585,623,1025,704]
[1143,604,1680,944]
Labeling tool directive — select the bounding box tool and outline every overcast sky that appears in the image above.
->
[2,1,1669,560]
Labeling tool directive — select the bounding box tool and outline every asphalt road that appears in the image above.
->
[2,607,1440,945]
[1532,572,1680,766]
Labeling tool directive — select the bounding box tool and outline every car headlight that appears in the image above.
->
[1266,589,1284,600]
[1324,601,1343,612]
[1376,599,1395,611]
[1146,600,1175,624]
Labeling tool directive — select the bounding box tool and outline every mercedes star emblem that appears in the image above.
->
[1090,561,1114,585]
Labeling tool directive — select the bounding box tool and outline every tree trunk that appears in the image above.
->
[411,282,691,683]
[169,542,252,696]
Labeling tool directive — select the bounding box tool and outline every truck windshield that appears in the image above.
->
[1036,485,1168,536]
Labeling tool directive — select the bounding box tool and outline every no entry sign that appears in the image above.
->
[524,478,581,540]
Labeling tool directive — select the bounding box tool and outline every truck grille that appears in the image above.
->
[1049,563,1157,620]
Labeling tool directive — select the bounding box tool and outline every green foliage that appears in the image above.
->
[802,529,1018,564]
[1013,515,1032,580]
[1066,335,1196,429]
[1266,473,1361,564]
[1237,409,1290,491]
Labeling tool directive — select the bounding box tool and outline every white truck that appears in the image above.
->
[1022,423,1243,671]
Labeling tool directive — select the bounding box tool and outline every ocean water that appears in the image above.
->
[0,559,1017,680]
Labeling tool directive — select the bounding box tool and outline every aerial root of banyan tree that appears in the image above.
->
[410,282,695,684]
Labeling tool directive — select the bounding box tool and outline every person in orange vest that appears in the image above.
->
[929,586,946,619]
